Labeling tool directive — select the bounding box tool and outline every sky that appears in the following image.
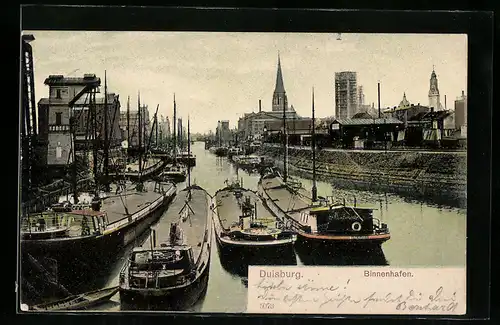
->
[23,31,467,134]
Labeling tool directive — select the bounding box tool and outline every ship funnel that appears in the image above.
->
[91,196,101,211]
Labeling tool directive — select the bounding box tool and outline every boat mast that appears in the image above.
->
[137,92,142,180]
[126,95,130,149]
[155,113,158,148]
[103,70,110,192]
[173,93,177,166]
[92,89,99,195]
[144,104,160,163]
[311,87,317,202]
[218,120,221,147]
[282,90,288,183]
[187,117,191,191]
[70,104,78,204]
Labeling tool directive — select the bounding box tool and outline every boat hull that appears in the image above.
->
[30,286,119,311]
[119,256,210,310]
[213,213,295,258]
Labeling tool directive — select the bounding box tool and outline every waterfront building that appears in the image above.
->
[454,90,467,137]
[177,118,183,148]
[335,71,358,119]
[216,120,231,145]
[119,104,150,148]
[37,74,100,177]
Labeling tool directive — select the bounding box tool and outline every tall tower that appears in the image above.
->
[428,66,443,111]
[272,53,288,112]
[335,71,358,119]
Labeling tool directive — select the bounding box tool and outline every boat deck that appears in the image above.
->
[126,159,161,172]
[149,186,210,262]
[215,188,276,231]
[260,176,313,225]
[103,181,170,224]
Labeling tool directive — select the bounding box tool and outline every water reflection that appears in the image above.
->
[217,245,298,278]
[294,241,388,266]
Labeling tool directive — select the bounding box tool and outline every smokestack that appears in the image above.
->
[259,100,262,112]
[445,95,447,110]
[377,82,381,118]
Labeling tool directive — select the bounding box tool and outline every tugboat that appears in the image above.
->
[258,88,390,249]
[213,178,296,257]
[175,151,196,167]
[119,117,212,310]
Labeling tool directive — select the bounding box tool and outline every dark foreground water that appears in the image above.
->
[28,141,467,313]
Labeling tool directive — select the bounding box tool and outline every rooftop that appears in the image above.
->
[38,93,119,106]
[44,74,101,87]
[332,117,403,126]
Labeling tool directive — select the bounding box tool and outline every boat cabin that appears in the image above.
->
[129,246,195,272]
[69,210,109,236]
[301,205,376,235]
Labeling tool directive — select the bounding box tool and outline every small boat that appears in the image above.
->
[160,164,187,183]
[227,147,243,159]
[209,146,228,157]
[119,185,212,307]
[213,179,296,256]
[30,286,119,311]
[175,151,196,167]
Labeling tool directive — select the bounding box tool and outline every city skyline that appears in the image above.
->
[23,31,467,134]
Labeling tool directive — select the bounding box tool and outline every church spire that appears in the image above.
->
[272,52,288,112]
[274,53,286,93]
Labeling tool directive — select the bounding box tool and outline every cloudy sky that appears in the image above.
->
[23,31,467,134]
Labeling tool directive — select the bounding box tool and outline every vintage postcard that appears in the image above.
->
[18,30,467,315]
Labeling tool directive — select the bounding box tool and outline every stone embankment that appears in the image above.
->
[256,145,467,207]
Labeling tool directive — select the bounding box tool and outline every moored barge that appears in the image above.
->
[258,171,390,249]
[20,181,177,287]
[119,185,212,309]
[213,179,296,257]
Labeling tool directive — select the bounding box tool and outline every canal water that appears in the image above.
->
[90,141,466,313]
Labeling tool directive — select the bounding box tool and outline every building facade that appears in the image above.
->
[119,104,150,148]
[454,90,467,136]
[37,74,101,169]
[335,71,358,119]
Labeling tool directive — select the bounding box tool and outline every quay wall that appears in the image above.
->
[256,145,467,207]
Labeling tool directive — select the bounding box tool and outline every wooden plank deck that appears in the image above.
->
[102,181,168,223]
[126,159,161,172]
[260,176,312,225]
[215,188,276,231]
[148,186,209,262]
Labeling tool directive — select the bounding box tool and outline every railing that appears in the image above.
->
[21,177,94,215]
[21,211,109,238]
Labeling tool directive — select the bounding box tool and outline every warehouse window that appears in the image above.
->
[55,112,62,125]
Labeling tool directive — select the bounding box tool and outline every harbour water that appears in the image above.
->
[82,141,466,313]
